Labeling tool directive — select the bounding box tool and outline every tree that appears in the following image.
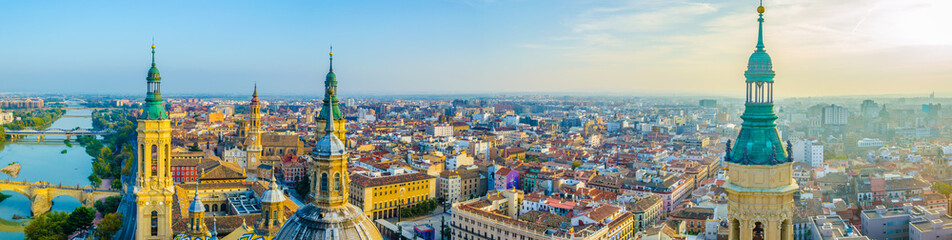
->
[571,161,582,170]
[933,182,952,196]
[96,213,123,240]
[88,173,102,186]
[111,178,122,189]
[65,206,96,233]
[24,211,69,240]
[94,196,123,214]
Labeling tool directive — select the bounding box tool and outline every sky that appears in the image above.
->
[1,0,951,98]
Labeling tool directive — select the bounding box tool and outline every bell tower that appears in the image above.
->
[724,3,797,240]
[135,43,175,240]
[246,84,263,170]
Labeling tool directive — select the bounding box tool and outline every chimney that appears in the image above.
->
[875,205,886,215]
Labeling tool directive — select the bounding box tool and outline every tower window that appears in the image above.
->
[151,145,158,176]
[321,173,328,192]
[335,173,341,191]
[151,211,158,236]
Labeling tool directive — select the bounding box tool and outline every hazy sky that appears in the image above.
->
[1,0,950,97]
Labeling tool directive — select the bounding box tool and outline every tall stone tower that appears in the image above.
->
[315,47,347,141]
[724,3,798,240]
[274,49,382,240]
[135,44,175,240]
[246,85,263,170]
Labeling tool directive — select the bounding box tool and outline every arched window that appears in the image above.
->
[753,222,765,240]
[220,203,226,212]
[212,204,218,212]
[150,211,158,236]
[321,173,328,192]
[204,204,209,212]
[264,210,270,226]
[335,173,341,191]
[151,145,158,176]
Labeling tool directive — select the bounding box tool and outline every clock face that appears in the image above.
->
[327,88,334,95]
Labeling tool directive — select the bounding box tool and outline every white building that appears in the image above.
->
[823,104,848,126]
[0,109,12,125]
[793,139,824,167]
[857,138,884,148]
[222,147,249,169]
[426,125,453,137]
[502,115,520,127]
[446,152,474,171]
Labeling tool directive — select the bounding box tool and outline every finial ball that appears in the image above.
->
[757,6,765,14]
[151,44,156,49]
[329,52,333,57]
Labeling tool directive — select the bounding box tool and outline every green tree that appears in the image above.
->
[24,211,69,240]
[95,213,123,240]
[111,178,122,190]
[94,196,123,214]
[88,173,102,186]
[571,161,582,170]
[933,182,952,196]
[65,206,96,233]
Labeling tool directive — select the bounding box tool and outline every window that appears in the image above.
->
[321,173,329,192]
[150,211,158,236]
[335,173,342,191]
[151,145,158,176]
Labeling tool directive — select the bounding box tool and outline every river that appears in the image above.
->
[0,108,94,239]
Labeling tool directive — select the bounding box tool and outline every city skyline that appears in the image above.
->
[1,0,950,97]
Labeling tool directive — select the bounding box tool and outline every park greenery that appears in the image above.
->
[23,206,96,240]
[399,199,439,219]
[94,195,123,214]
[0,192,9,203]
[2,108,66,130]
[79,110,137,187]
[96,213,123,240]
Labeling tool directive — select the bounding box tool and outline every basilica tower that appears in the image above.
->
[135,44,175,240]
[246,85,263,170]
[273,49,382,240]
[724,3,798,240]
[315,48,347,141]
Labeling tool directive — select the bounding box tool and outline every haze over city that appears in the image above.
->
[1,0,950,96]
[4,1,952,240]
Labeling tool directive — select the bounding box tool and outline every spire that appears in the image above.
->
[324,95,336,134]
[252,83,259,103]
[151,42,156,67]
[329,46,334,72]
[756,2,766,50]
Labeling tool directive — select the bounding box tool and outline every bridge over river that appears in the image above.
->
[3,128,115,141]
[0,180,121,216]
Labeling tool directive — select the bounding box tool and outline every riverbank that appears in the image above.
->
[0,217,29,233]
[2,108,66,131]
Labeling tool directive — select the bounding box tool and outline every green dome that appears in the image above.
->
[325,72,336,85]
[744,50,775,82]
[148,66,162,81]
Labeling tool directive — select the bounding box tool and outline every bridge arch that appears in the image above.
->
[50,195,83,212]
